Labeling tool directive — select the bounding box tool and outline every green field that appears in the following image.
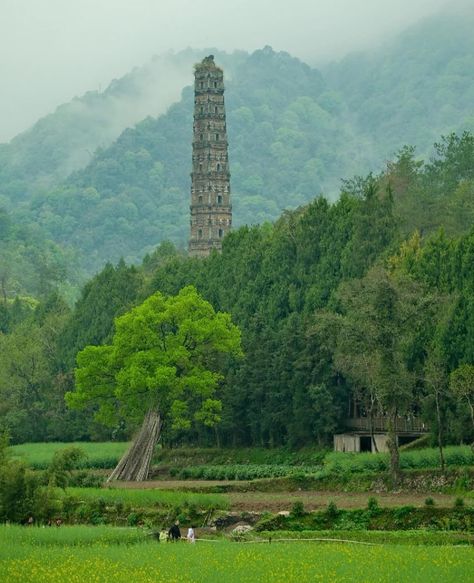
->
[9,442,129,469]
[0,526,472,583]
[10,442,474,476]
[66,487,228,510]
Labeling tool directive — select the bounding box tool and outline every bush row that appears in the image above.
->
[255,502,474,533]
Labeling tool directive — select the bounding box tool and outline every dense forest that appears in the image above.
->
[1,131,474,451]
[0,10,473,276]
[0,8,474,451]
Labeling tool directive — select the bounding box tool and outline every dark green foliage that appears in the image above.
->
[326,501,338,518]
[3,130,470,447]
[59,259,143,368]
[0,208,78,302]
[0,434,47,523]
[47,446,87,489]
[257,506,474,533]
[290,501,305,518]
[367,497,380,515]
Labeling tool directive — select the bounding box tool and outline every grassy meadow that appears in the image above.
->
[65,487,229,510]
[10,442,129,469]
[1,526,472,583]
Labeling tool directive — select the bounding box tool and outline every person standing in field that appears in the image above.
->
[187,526,196,543]
[159,528,168,543]
[168,520,181,541]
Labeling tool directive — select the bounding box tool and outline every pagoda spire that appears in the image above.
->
[189,55,232,257]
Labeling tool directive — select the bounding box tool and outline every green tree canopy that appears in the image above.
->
[67,285,242,429]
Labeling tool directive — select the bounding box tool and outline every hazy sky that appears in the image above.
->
[0,0,450,142]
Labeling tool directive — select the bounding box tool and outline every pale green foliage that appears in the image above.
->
[450,364,474,403]
[450,364,474,432]
[67,286,242,430]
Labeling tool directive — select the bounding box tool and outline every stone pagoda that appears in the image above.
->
[189,55,232,257]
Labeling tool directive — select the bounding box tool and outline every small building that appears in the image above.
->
[334,416,428,453]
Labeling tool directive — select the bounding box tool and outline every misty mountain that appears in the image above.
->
[24,46,361,272]
[0,49,247,205]
[325,10,474,159]
[1,10,473,276]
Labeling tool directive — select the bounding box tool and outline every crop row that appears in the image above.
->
[65,487,228,510]
[170,464,321,481]
[324,446,474,475]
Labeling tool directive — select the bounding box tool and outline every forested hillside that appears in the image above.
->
[0,10,473,275]
[2,132,474,448]
[0,208,80,306]
[0,50,222,202]
[325,10,474,158]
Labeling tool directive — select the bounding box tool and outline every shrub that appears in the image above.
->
[326,501,338,518]
[290,501,305,518]
[127,512,140,526]
[48,447,88,489]
[424,497,435,507]
[367,497,380,514]
[68,471,105,488]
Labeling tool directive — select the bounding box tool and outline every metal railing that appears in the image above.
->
[344,417,428,433]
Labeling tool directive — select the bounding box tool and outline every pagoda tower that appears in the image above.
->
[189,55,232,257]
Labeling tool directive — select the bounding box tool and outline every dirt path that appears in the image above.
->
[105,480,469,511]
[226,491,466,512]
[105,479,247,490]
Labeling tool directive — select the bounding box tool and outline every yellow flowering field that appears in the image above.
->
[1,526,473,583]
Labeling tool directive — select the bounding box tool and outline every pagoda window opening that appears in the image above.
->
[198,195,203,203]
[198,229,202,238]
[218,229,223,238]
[217,195,222,204]
[216,133,219,141]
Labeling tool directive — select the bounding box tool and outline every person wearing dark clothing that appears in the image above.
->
[168,521,181,541]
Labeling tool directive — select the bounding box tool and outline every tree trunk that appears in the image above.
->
[468,398,474,433]
[107,409,162,482]
[214,426,221,448]
[434,390,445,473]
[368,395,379,453]
[387,411,400,487]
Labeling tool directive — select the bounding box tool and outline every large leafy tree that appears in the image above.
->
[315,267,434,483]
[66,285,242,480]
[450,364,474,442]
